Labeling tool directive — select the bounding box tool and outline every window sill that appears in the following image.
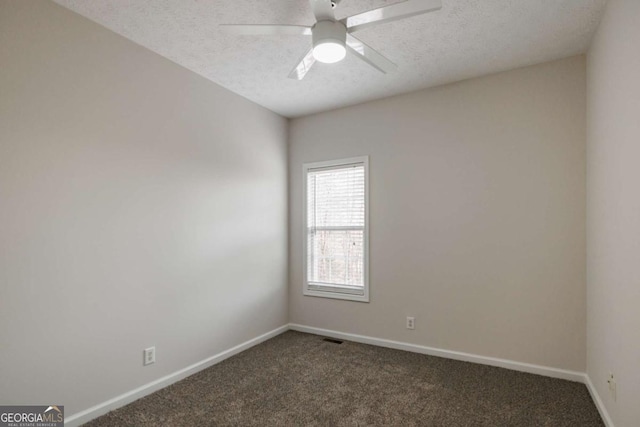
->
[303,288,369,303]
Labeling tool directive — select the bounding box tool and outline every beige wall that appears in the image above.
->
[587,0,640,425]
[0,0,287,417]
[289,56,587,371]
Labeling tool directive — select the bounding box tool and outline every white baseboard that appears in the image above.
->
[289,323,585,383]
[64,325,289,427]
[584,374,615,427]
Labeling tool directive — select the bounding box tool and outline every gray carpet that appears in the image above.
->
[85,331,603,426]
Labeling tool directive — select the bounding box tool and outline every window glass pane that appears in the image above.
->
[308,229,364,286]
[306,163,365,288]
[307,166,365,228]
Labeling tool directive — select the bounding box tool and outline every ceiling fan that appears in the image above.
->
[220,0,442,80]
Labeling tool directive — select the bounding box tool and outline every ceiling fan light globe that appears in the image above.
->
[313,42,346,63]
[311,20,347,64]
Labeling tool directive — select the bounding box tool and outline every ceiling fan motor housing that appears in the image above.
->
[312,20,347,61]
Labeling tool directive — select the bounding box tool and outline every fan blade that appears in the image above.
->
[309,0,335,21]
[343,0,441,33]
[346,34,397,74]
[219,24,312,36]
[288,48,317,80]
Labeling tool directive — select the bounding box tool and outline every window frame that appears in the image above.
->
[302,156,370,303]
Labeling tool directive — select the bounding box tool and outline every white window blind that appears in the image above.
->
[304,157,368,301]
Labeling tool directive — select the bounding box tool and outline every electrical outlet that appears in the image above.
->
[406,317,415,330]
[607,372,616,401]
[144,347,156,366]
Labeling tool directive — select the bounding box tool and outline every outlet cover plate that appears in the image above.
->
[144,347,156,366]
[406,317,415,330]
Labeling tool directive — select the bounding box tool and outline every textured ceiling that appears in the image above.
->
[53,0,607,118]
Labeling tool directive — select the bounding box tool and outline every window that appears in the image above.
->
[303,156,369,302]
